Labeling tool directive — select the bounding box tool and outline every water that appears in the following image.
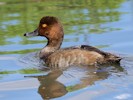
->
[0,0,133,100]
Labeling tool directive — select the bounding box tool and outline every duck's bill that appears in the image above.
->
[24,29,39,37]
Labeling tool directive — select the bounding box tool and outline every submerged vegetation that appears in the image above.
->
[0,68,42,75]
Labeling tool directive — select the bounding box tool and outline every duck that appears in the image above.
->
[24,16,121,68]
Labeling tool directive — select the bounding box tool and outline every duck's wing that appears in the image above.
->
[80,45,121,62]
[63,45,107,57]
[80,45,108,56]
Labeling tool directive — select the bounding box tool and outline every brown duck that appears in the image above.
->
[24,16,121,68]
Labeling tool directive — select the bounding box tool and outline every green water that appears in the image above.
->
[0,0,133,100]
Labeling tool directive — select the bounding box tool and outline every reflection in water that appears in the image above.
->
[37,71,67,99]
[25,70,68,100]
[25,63,124,99]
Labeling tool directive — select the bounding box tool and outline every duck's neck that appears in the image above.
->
[39,33,64,59]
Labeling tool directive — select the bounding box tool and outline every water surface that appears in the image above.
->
[0,0,133,100]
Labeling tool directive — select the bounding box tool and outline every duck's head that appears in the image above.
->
[24,16,64,58]
[24,16,64,41]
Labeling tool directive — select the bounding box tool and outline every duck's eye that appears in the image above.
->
[42,24,47,28]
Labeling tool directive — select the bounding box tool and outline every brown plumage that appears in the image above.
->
[24,16,121,68]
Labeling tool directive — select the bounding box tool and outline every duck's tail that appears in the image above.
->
[105,53,122,64]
